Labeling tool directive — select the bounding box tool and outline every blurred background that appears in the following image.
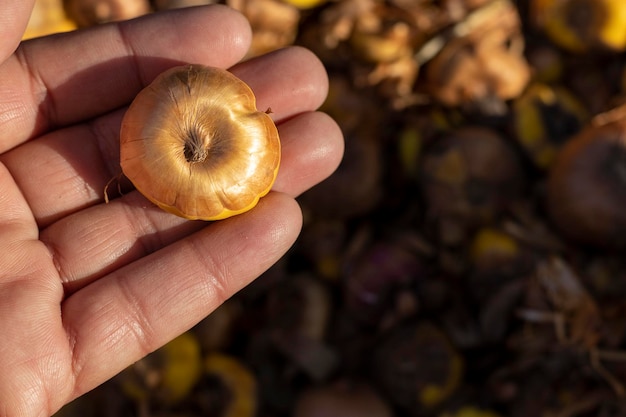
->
[26,0,626,416]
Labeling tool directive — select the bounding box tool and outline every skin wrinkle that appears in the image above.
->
[14,44,59,139]
[184,232,234,309]
[0,88,33,146]
[32,344,65,417]
[165,196,300,315]
[44,198,152,290]
[0,261,67,417]
[61,305,81,400]
[0,241,43,279]
[118,197,168,260]
[1,123,105,228]
[4,382,45,417]
[115,272,158,357]
[47,149,101,212]
[94,250,207,373]
[53,193,299,296]
[268,215,291,250]
[115,18,148,89]
[156,236,229,321]
[0,62,36,151]
[252,195,302,264]
[68,274,158,391]
[0,222,35,253]
[40,192,205,292]
[69,301,128,393]
[41,239,66,284]
[43,214,115,288]
[86,107,125,183]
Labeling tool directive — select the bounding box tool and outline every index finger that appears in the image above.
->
[0,5,252,153]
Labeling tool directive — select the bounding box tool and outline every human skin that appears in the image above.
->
[0,3,344,416]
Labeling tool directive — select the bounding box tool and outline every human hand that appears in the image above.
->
[0,4,343,416]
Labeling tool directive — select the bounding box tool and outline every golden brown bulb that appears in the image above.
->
[120,64,281,221]
[531,0,626,52]
[511,83,588,169]
[294,382,393,417]
[418,127,525,245]
[546,117,626,249]
[372,322,463,413]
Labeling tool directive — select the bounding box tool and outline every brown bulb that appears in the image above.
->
[294,382,392,417]
[372,322,463,414]
[120,64,281,221]
[530,0,626,52]
[546,118,626,249]
[419,127,525,245]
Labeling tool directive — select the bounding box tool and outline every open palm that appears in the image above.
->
[0,4,343,416]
